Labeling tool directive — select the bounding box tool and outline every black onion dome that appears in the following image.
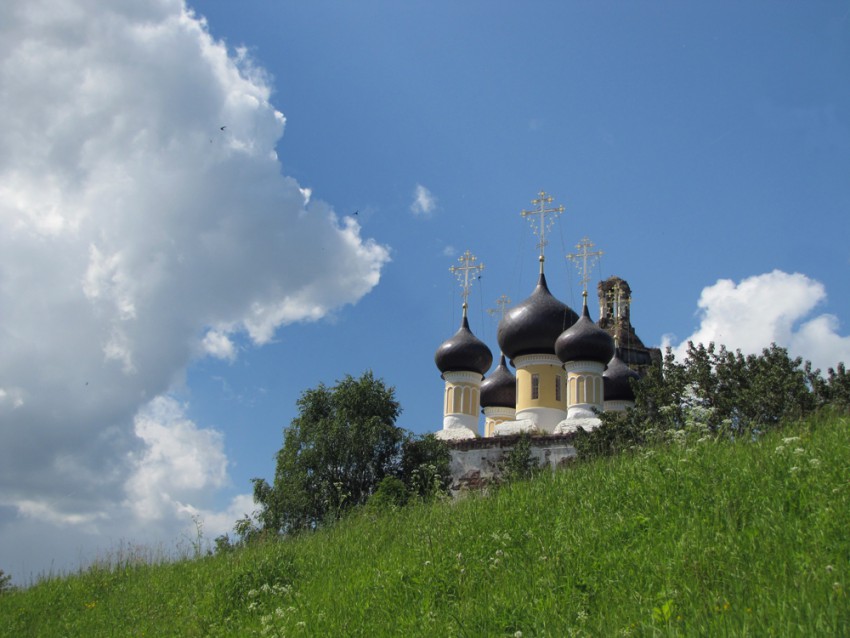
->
[435,315,493,375]
[497,273,579,359]
[603,350,641,402]
[480,354,516,408]
[555,303,615,364]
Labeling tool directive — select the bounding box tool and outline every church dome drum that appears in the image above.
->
[434,316,493,376]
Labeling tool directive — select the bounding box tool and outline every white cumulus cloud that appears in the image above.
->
[411,183,437,217]
[663,270,850,372]
[0,0,389,580]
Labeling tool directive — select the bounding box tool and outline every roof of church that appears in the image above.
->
[480,354,516,408]
[434,314,493,376]
[555,300,615,364]
[603,349,641,401]
[497,272,579,360]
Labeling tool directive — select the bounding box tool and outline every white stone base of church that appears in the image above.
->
[491,419,541,437]
[553,416,602,435]
[435,426,478,441]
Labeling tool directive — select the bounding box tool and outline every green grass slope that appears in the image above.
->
[2,413,848,637]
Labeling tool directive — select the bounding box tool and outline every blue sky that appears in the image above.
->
[1,0,849,583]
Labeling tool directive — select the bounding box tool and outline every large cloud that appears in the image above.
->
[0,0,388,579]
[663,270,850,372]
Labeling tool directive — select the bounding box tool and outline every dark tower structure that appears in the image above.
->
[597,276,661,375]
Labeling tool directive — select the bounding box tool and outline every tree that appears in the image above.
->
[252,371,404,534]
[0,569,12,595]
[399,433,451,500]
[583,342,841,459]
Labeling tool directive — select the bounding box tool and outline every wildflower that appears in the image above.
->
[275,607,286,618]
[514,632,523,638]
[790,466,800,473]
[793,448,805,455]
[248,589,259,598]
[296,621,307,628]
[261,583,272,593]
[774,446,785,454]
[782,436,800,444]
[456,552,463,561]
[833,582,842,592]
[424,560,431,566]
[495,549,504,557]
[826,565,835,573]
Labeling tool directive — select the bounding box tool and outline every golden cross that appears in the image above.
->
[449,250,484,315]
[567,237,604,296]
[487,294,512,321]
[521,190,564,267]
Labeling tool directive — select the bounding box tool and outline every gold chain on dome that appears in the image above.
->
[449,250,484,317]
[521,190,564,272]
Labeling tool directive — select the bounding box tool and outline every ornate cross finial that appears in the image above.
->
[567,236,604,301]
[521,190,564,271]
[449,250,484,316]
[487,294,512,321]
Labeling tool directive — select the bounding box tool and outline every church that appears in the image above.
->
[434,191,659,441]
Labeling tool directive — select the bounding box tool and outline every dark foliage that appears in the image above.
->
[368,476,410,510]
[576,342,847,460]
[252,371,404,534]
[398,433,451,499]
[498,433,541,482]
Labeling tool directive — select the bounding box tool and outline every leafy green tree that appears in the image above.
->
[399,433,451,500]
[252,371,404,534]
[584,341,840,459]
[0,569,12,595]
[367,476,409,510]
[821,362,850,409]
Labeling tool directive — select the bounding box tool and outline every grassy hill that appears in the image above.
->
[2,412,848,636]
